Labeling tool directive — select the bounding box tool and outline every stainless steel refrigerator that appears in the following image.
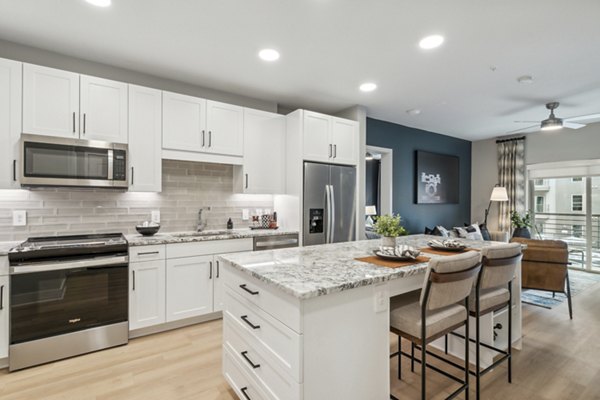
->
[303,162,357,246]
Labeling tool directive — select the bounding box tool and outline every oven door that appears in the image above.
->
[10,260,128,345]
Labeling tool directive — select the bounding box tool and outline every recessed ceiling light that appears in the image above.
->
[517,75,534,84]
[85,0,111,7]
[419,34,445,49]
[258,49,280,62]
[359,82,377,92]
[406,108,422,115]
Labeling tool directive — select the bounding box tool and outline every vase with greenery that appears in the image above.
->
[373,214,408,247]
[510,210,532,238]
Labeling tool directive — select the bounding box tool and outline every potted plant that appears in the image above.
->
[373,214,408,247]
[510,210,532,238]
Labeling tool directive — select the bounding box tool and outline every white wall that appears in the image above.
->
[0,39,277,112]
[471,122,600,231]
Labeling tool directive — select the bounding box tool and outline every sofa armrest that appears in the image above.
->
[489,231,509,243]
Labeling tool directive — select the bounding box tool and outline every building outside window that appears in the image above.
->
[534,179,545,186]
[573,224,584,238]
[572,177,583,182]
[535,196,545,213]
[572,194,583,212]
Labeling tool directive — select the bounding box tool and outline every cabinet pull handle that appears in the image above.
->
[240,315,260,330]
[333,144,337,158]
[132,271,135,291]
[83,113,86,134]
[73,112,76,133]
[13,160,17,181]
[137,251,159,256]
[202,130,205,147]
[239,284,259,295]
[240,387,252,400]
[329,144,332,158]
[131,167,134,185]
[208,131,212,147]
[245,174,249,189]
[241,351,260,369]
[0,285,4,310]
[216,260,220,278]
[209,261,213,279]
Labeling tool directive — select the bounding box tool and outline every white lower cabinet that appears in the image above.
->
[129,259,166,330]
[166,255,213,322]
[128,238,252,334]
[0,274,8,360]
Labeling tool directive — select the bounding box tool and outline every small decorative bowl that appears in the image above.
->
[136,221,160,236]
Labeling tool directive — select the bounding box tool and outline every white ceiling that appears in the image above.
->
[1,0,600,141]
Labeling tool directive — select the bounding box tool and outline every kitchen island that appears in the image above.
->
[218,235,522,400]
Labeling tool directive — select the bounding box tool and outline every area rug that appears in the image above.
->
[521,269,600,309]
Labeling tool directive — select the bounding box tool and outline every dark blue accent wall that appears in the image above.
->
[366,117,472,234]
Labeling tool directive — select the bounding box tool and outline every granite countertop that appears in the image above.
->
[0,241,21,256]
[218,234,499,300]
[127,228,299,247]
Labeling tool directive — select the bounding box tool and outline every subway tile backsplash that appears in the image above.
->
[0,160,274,242]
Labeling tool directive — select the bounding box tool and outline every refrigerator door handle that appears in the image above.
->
[329,184,336,243]
[325,184,332,243]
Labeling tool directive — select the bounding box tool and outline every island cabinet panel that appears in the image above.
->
[224,314,301,400]
[219,262,302,333]
[223,345,270,400]
[224,285,302,382]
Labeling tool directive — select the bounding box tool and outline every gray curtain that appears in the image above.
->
[497,138,526,231]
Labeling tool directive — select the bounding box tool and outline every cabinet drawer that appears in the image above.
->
[221,262,301,333]
[224,345,270,400]
[166,239,252,259]
[224,315,301,400]
[224,286,302,382]
[129,245,166,262]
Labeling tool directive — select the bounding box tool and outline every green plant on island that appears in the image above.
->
[373,214,408,237]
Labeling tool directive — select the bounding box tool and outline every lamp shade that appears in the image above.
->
[365,205,377,216]
[490,186,509,202]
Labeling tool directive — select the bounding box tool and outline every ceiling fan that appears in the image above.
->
[508,102,600,134]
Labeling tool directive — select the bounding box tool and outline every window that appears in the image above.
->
[572,177,583,182]
[536,223,544,234]
[534,179,545,186]
[572,225,583,238]
[535,196,545,213]
[572,195,583,212]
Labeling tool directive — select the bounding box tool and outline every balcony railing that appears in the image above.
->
[533,212,600,271]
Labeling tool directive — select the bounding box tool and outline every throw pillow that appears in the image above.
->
[455,223,484,241]
[436,225,451,238]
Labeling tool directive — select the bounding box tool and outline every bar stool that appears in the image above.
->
[390,251,482,400]
[449,243,522,400]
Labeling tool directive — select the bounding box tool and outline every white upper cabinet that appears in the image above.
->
[80,75,128,143]
[302,111,332,163]
[331,117,358,165]
[301,110,358,165]
[128,85,162,192]
[162,91,206,152]
[23,64,79,138]
[234,108,285,194]
[23,64,128,143]
[206,100,243,156]
[166,255,214,322]
[0,58,22,189]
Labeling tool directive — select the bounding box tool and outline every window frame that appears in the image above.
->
[571,194,583,212]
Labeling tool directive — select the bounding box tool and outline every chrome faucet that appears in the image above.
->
[197,207,210,231]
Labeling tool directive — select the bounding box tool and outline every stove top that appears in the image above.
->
[9,233,128,265]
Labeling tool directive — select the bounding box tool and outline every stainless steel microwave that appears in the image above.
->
[20,134,128,188]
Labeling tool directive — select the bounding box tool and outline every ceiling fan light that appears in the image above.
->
[541,117,563,131]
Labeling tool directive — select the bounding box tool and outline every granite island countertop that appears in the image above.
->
[127,228,299,247]
[218,234,502,300]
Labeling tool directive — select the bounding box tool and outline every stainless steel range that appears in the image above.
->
[8,233,129,371]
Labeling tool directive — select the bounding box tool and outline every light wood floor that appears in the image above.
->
[1,281,599,400]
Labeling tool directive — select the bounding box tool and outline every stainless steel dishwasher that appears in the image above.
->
[253,233,299,251]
